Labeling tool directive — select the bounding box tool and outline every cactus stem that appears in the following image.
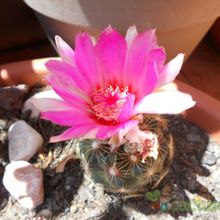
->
[130,154,138,162]
[92,141,100,149]
[77,114,174,197]
[108,165,120,176]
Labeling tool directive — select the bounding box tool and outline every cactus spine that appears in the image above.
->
[76,114,174,197]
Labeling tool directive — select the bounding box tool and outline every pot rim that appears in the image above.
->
[1,57,220,143]
[24,0,220,31]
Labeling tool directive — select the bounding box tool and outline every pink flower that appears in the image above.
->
[39,26,195,143]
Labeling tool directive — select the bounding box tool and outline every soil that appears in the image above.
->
[1,85,220,220]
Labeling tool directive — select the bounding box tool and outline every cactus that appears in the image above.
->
[42,28,194,197]
[76,114,174,198]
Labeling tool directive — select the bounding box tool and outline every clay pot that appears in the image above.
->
[209,17,220,51]
[1,58,220,143]
[24,0,220,60]
[0,58,54,86]
[0,1,46,51]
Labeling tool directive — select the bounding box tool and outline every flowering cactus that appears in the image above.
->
[39,26,195,196]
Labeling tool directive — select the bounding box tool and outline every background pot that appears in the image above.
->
[1,58,220,143]
[210,17,220,52]
[24,0,220,61]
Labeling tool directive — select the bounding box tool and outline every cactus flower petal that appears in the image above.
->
[40,26,195,142]
[96,120,139,140]
[125,29,158,94]
[118,94,135,122]
[50,123,97,142]
[32,98,75,114]
[156,53,184,88]
[75,33,100,88]
[41,110,92,127]
[95,26,127,83]
[45,62,91,109]
[125,25,138,48]
[55,35,76,66]
[133,91,196,114]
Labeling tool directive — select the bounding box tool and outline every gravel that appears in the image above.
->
[1,86,220,219]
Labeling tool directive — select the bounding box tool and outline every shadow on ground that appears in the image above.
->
[0,126,9,212]
[100,115,215,219]
[36,160,84,216]
[0,165,9,212]
[30,118,84,217]
[0,113,215,219]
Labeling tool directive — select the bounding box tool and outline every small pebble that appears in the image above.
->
[65,185,71,191]
[88,207,101,218]
[3,161,44,209]
[36,209,53,218]
[70,205,78,213]
[160,203,169,212]
[22,89,61,118]
[0,119,7,130]
[8,120,43,161]
[202,152,217,166]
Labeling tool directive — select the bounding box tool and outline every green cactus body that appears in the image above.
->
[76,114,174,197]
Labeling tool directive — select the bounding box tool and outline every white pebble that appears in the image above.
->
[3,161,44,209]
[22,90,61,118]
[8,120,43,161]
[36,209,52,218]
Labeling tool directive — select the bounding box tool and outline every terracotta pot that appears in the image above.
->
[209,17,220,51]
[0,57,56,86]
[0,1,46,51]
[1,58,220,143]
[24,0,220,61]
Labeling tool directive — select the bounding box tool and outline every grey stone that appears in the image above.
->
[36,209,53,218]
[22,89,61,118]
[8,120,43,161]
[89,207,102,218]
[70,205,78,213]
[3,161,44,209]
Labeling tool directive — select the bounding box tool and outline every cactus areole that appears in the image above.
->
[39,26,195,197]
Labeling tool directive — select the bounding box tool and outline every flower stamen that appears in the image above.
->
[90,85,129,123]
